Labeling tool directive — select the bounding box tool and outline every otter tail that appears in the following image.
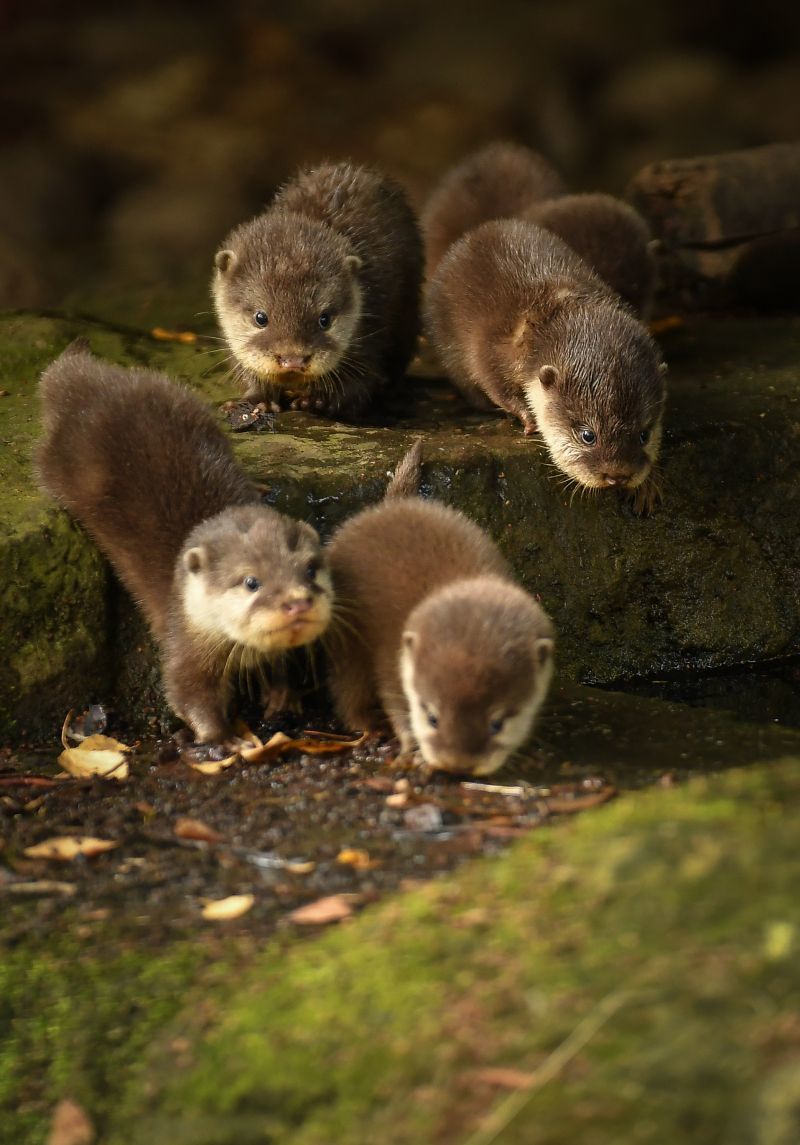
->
[385,438,423,499]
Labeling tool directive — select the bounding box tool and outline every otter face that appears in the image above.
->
[399,579,554,776]
[213,212,363,389]
[181,508,333,655]
[523,308,666,493]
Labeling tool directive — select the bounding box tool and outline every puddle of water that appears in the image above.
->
[604,657,800,731]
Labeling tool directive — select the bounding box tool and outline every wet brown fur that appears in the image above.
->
[422,141,565,279]
[425,219,666,512]
[523,193,655,316]
[36,344,331,743]
[326,445,554,774]
[213,161,423,417]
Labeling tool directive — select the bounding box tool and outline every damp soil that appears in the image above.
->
[3,679,798,952]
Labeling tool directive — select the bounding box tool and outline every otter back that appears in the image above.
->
[36,344,259,636]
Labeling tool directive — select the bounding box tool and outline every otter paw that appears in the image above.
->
[628,473,663,516]
[225,400,275,433]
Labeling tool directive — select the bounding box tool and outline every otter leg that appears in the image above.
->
[163,648,235,746]
[628,468,663,516]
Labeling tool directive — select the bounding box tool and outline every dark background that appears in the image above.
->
[2,0,798,314]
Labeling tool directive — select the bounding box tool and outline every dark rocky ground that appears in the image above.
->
[2,3,800,1140]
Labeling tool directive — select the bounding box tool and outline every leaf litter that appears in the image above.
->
[2,698,617,944]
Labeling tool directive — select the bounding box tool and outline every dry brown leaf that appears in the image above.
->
[175,817,223,844]
[6,880,76,897]
[201,894,254,921]
[238,731,291,764]
[545,787,617,814]
[289,894,354,925]
[150,326,197,343]
[58,713,130,780]
[188,755,238,776]
[336,848,379,870]
[285,860,316,875]
[47,1097,94,1145]
[470,1066,536,1090]
[24,836,119,861]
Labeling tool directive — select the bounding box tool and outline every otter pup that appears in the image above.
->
[423,143,654,315]
[36,343,333,746]
[326,442,554,776]
[425,220,666,514]
[523,193,656,316]
[213,161,423,418]
[422,141,565,278]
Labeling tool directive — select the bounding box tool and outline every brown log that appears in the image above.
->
[627,143,800,309]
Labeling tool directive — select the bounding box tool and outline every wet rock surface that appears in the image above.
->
[2,309,800,740]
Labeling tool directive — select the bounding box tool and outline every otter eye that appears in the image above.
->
[243,575,261,592]
[580,428,597,446]
[253,311,269,328]
[426,709,439,729]
[305,559,319,583]
[639,428,650,445]
[318,312,332,330]
[489,717,505,736]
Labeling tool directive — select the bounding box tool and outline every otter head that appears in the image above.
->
[399,577,554,776]
[179,506,333,655]
[521,300,666,495]
[212,210,363,388]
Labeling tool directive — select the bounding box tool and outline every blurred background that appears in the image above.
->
[2,0,799,319]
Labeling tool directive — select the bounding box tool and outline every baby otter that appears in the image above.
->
[422,140,565,279]
[213,161,423,418]
[423,143,654,315]
[36,343,333,747]
[425,220,666,514]
[523,193,656,317]
[326,442,554,776]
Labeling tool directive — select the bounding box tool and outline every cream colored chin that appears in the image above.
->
[183,580,330,653]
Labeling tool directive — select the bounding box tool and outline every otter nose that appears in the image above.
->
[282,596,313,618]
[276,354,311,371]
[602,467,634,487]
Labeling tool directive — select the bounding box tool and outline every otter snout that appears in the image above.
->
[281,594,314,618]
[600,465,636,487]
[275,353,311,372]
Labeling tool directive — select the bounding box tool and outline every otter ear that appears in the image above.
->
[659,361,669,375]
[402,630,418,653]
[184,546,207,574]
[534,636,554,668]
[538,365,560,390]
[344,254,362,275]
[215,248,237,274]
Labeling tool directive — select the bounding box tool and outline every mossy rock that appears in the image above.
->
[4,756,799,1144]
[2,310,800,741]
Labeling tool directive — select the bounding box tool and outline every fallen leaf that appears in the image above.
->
[188,755,238,776]
[201,894,255,921]
[238,731,291,764]
[5,880,76,897]
[150,326,197,343]
[385,792,409,809]
[544,787,616,814]
[336,848,379,870]
[648,315,684,335]
[285,860,316,875]
[363,776,394,793]
[24,836,119,861]
[470,1066,535,1089]
[175,817,223,844]
[47,1097,94,1145]
[59,713,130,780]
[289,894,354,925]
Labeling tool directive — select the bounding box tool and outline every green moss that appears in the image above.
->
[86,758,800,1145]
[0,927,208,1145]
